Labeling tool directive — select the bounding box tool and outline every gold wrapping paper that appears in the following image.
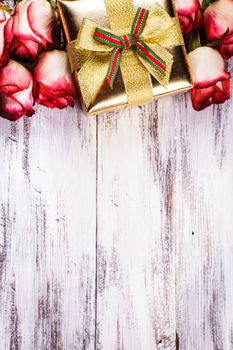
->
[58,0,193,115]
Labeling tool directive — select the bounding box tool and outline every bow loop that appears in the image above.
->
[69,3,184,108]
[93,6,168,89]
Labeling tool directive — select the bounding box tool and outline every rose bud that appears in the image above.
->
[34,50,76,109]
[0,60,34,121]
[204,0,233,59]
[175,0,203,34]
[10,0,56,61]
[0,5,12,68]
[188,47,231,111]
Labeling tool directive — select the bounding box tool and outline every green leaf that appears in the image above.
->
[1,5,12,14]
[202,0,219,11]
[189,31,201,53]
[202,0,210,11]
[49,0,57,8]
[52,11,66,50]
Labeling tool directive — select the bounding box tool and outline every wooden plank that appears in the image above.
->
[1,0,233,344]
[0,106,97,349]
[96,101,177,350]
[175,59,233,350]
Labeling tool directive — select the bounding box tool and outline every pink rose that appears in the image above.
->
[34,50,76,109]
[175,0,203,34]
[0,6,12,68]
[204,0,233,59]
[188,47,231,111]
[0,60,34,121]
[10,0,56,61]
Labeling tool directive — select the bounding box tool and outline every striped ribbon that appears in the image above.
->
[93,7,167,89]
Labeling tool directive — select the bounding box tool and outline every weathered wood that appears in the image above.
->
[0,106,97,349]
[1,78,233,349]
[175,59,233,350]
[96,103,177,350]
[1,0,233,345]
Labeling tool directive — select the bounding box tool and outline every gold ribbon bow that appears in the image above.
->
[67,1,184,109]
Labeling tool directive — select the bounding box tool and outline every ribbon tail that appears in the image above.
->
[75,19,113,52]
[106,48,122,89]
[157,19,184,48]
[78,53,110,109]
[135,41,173,86]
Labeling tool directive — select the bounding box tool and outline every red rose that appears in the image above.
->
[0,6,12,68]
[188,47,231,111]
[204,0,233,59]
[175,0,203,34]
[0,60,34,121]
[34,50,76,109]
[10,0,56,61]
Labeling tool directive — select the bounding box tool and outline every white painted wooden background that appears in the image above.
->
[0,7,233,347]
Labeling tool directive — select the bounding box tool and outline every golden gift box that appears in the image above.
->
[58,0,193,115]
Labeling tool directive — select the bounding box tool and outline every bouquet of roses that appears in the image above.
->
[0,0,76,121]
[0,0,232,121]
[176,0,232,110]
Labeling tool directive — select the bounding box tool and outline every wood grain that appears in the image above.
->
[96,105,176,350]
[0,0,233,347]
[0,72,233,349]
[175,59,233,350]
[0,106,97,349]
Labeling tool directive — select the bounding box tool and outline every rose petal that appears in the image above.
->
[175,0,202,33]
[220,43,233,59]
[12,0,44,45]
[194,9,203,31]
[0,19,6,57]
[33,50,76,109]
[204,0,233,41]
[27,0,55,46]
[37,95,69,109]
[191,86,215,111]
[0,8,6,23]
[0,80,34,120]
[213,80,231,103]
[35,84,75,108]
[10,36,41,59]
[179,15,193,34]
[188,47,230,88]
[175,0,201,15]
[35,82,75,108]
[12,79,34,109]
[191,80,230,111]
[0,93,24,120]
[0,10,11,67]
[4,15,14,45]
[0,60,32,93]
[34,50,75,96]
[0,59,34,120]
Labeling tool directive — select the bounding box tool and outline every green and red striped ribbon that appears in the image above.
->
[106,48,122,88]
[93,28,122,48]
[134,41,167,74]
[93,7,167,89]
[131,7,149,38]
